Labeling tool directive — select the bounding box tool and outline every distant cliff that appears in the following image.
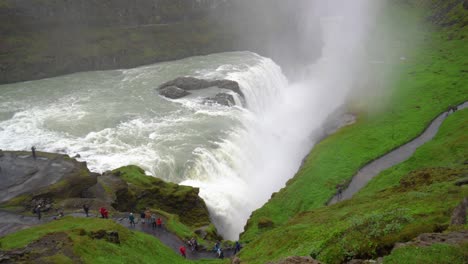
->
[0,0,321,84]
[0,0,235,83]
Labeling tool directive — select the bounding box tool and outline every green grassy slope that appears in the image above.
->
[0,217,225,264]
[239,109,468,264]
[241,0,468,242]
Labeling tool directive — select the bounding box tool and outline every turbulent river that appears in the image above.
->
[0,51,350,239]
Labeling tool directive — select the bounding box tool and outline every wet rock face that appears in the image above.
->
[159,86,191,99]
[204,93,236,106]
[0,151,97,208]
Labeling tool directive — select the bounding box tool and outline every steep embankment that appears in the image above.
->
[239,104,468,263]
[241,0,468,243]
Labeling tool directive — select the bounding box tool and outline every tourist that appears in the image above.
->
[217,247,224,259]
[145,209,151,224]
[35,205,41,220]
[129,213,136,227]
[99,207,109,219]
[31,146,36,160]
[234,241,241,254]
[179,245,186,258]
[156,217,163,229]
[151,213,156,230]
[83,204,90,217]
[140,211,146,224]
[190,237,198,252]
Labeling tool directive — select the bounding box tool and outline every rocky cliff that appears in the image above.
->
[0,0,320,84]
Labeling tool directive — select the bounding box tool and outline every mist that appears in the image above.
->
[187,0,403,239]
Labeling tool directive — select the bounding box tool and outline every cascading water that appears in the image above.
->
[0,0,378,240]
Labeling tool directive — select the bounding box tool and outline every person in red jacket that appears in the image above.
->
[103,208,109,219]
[99,207,105,218]
[99,207,109,219]
[156,217,162,229]
[179,246,186,258]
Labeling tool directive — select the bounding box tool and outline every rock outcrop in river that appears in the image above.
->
[158,77,244,107]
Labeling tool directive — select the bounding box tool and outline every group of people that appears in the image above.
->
[187,237,198,252]
[128,210,163,229]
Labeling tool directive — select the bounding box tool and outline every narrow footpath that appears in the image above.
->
[0,210,233,260]
[328,101,468,205]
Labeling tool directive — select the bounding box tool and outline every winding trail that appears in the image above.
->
[328,102,468,205]
[0,210,234,260]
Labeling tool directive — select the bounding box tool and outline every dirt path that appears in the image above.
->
[328,101,468,205]
[0,210,233,260]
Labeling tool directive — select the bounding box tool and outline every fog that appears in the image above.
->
[200,0,411,239]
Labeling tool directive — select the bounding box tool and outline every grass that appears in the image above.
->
[383,243,468,264]
[238,109,468,264]
[241,0,468,242]
[0,217,226,264]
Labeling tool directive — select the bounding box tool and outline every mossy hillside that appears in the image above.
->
[0,217,226,264]
[241,0,468,242]
[110,165,211,228]
[238,109,468,264]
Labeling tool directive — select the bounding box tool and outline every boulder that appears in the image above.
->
[158,77,244,99]
[204,93,236,106]
[159,85,191,99]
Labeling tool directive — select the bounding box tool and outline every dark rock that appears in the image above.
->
[204,93,236,106]
[89,230,120,244]
[451,197,468,225]
[464,0,468,10]
[158,77,244,99]
[158,86,191,99]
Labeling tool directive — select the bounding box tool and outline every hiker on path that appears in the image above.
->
[190,237,198,252]
[83,204,90,217]
[179,246,187,258]
[35,205,42,220]
[140,211,146,224]
[151,213,156,230]
[234,241,241,254]
[31,146,36,160]
[145,209,151,224]
[217,247,224,259]
[99,207,109,219]
[213,241,221,252]
[129,213,136,227]
[156,217,162,229]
